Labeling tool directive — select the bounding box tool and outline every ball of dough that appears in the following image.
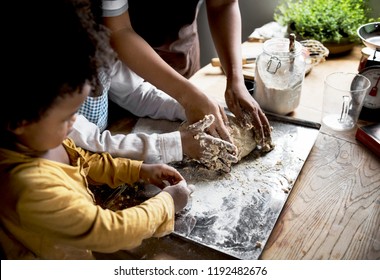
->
[227,115,257,160]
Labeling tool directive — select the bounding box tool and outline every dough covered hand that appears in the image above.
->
[163,181,195,213]
[184,95,233,144]
[181,114,238,173]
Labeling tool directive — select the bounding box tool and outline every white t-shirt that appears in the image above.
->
[102,0,128,17]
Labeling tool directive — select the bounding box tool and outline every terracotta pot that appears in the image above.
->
[322,41,356,55]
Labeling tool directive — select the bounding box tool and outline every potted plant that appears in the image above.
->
[273,0,379,54]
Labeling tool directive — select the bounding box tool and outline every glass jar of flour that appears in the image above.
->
[254,38,306,115]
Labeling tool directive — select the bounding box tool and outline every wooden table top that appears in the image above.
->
[96,43,380,260]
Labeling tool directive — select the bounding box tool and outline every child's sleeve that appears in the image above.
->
[87,153,142,187]
[69,115,183,164]
[69,139,142,187]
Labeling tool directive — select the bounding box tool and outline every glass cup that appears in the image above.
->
[322,72,371,131]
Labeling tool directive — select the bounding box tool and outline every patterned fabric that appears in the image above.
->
[77,1,127,131]
[77,71,111,132]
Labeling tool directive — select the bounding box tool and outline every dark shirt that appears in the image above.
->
[129,0,202,78]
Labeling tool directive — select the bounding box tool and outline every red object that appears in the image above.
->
[369,75,379,97]
[355,123,380,158]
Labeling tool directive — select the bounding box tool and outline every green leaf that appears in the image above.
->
[273,0,377,43]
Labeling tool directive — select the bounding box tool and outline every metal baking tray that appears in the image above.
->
[132,113,320,259]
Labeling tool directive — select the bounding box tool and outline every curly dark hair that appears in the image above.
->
[1,0,116,140]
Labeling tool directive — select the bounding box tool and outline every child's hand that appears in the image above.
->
[163,180,195,213]
[139,163,184,188]
[180,114,238,172]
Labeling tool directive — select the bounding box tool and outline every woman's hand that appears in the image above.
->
[225,81,272,147]
[182,91,233,144]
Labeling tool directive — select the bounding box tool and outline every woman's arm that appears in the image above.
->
[206,0,272,144]
[102,10,233,143]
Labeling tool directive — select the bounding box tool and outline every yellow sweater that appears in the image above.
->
[0,138,174,259]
